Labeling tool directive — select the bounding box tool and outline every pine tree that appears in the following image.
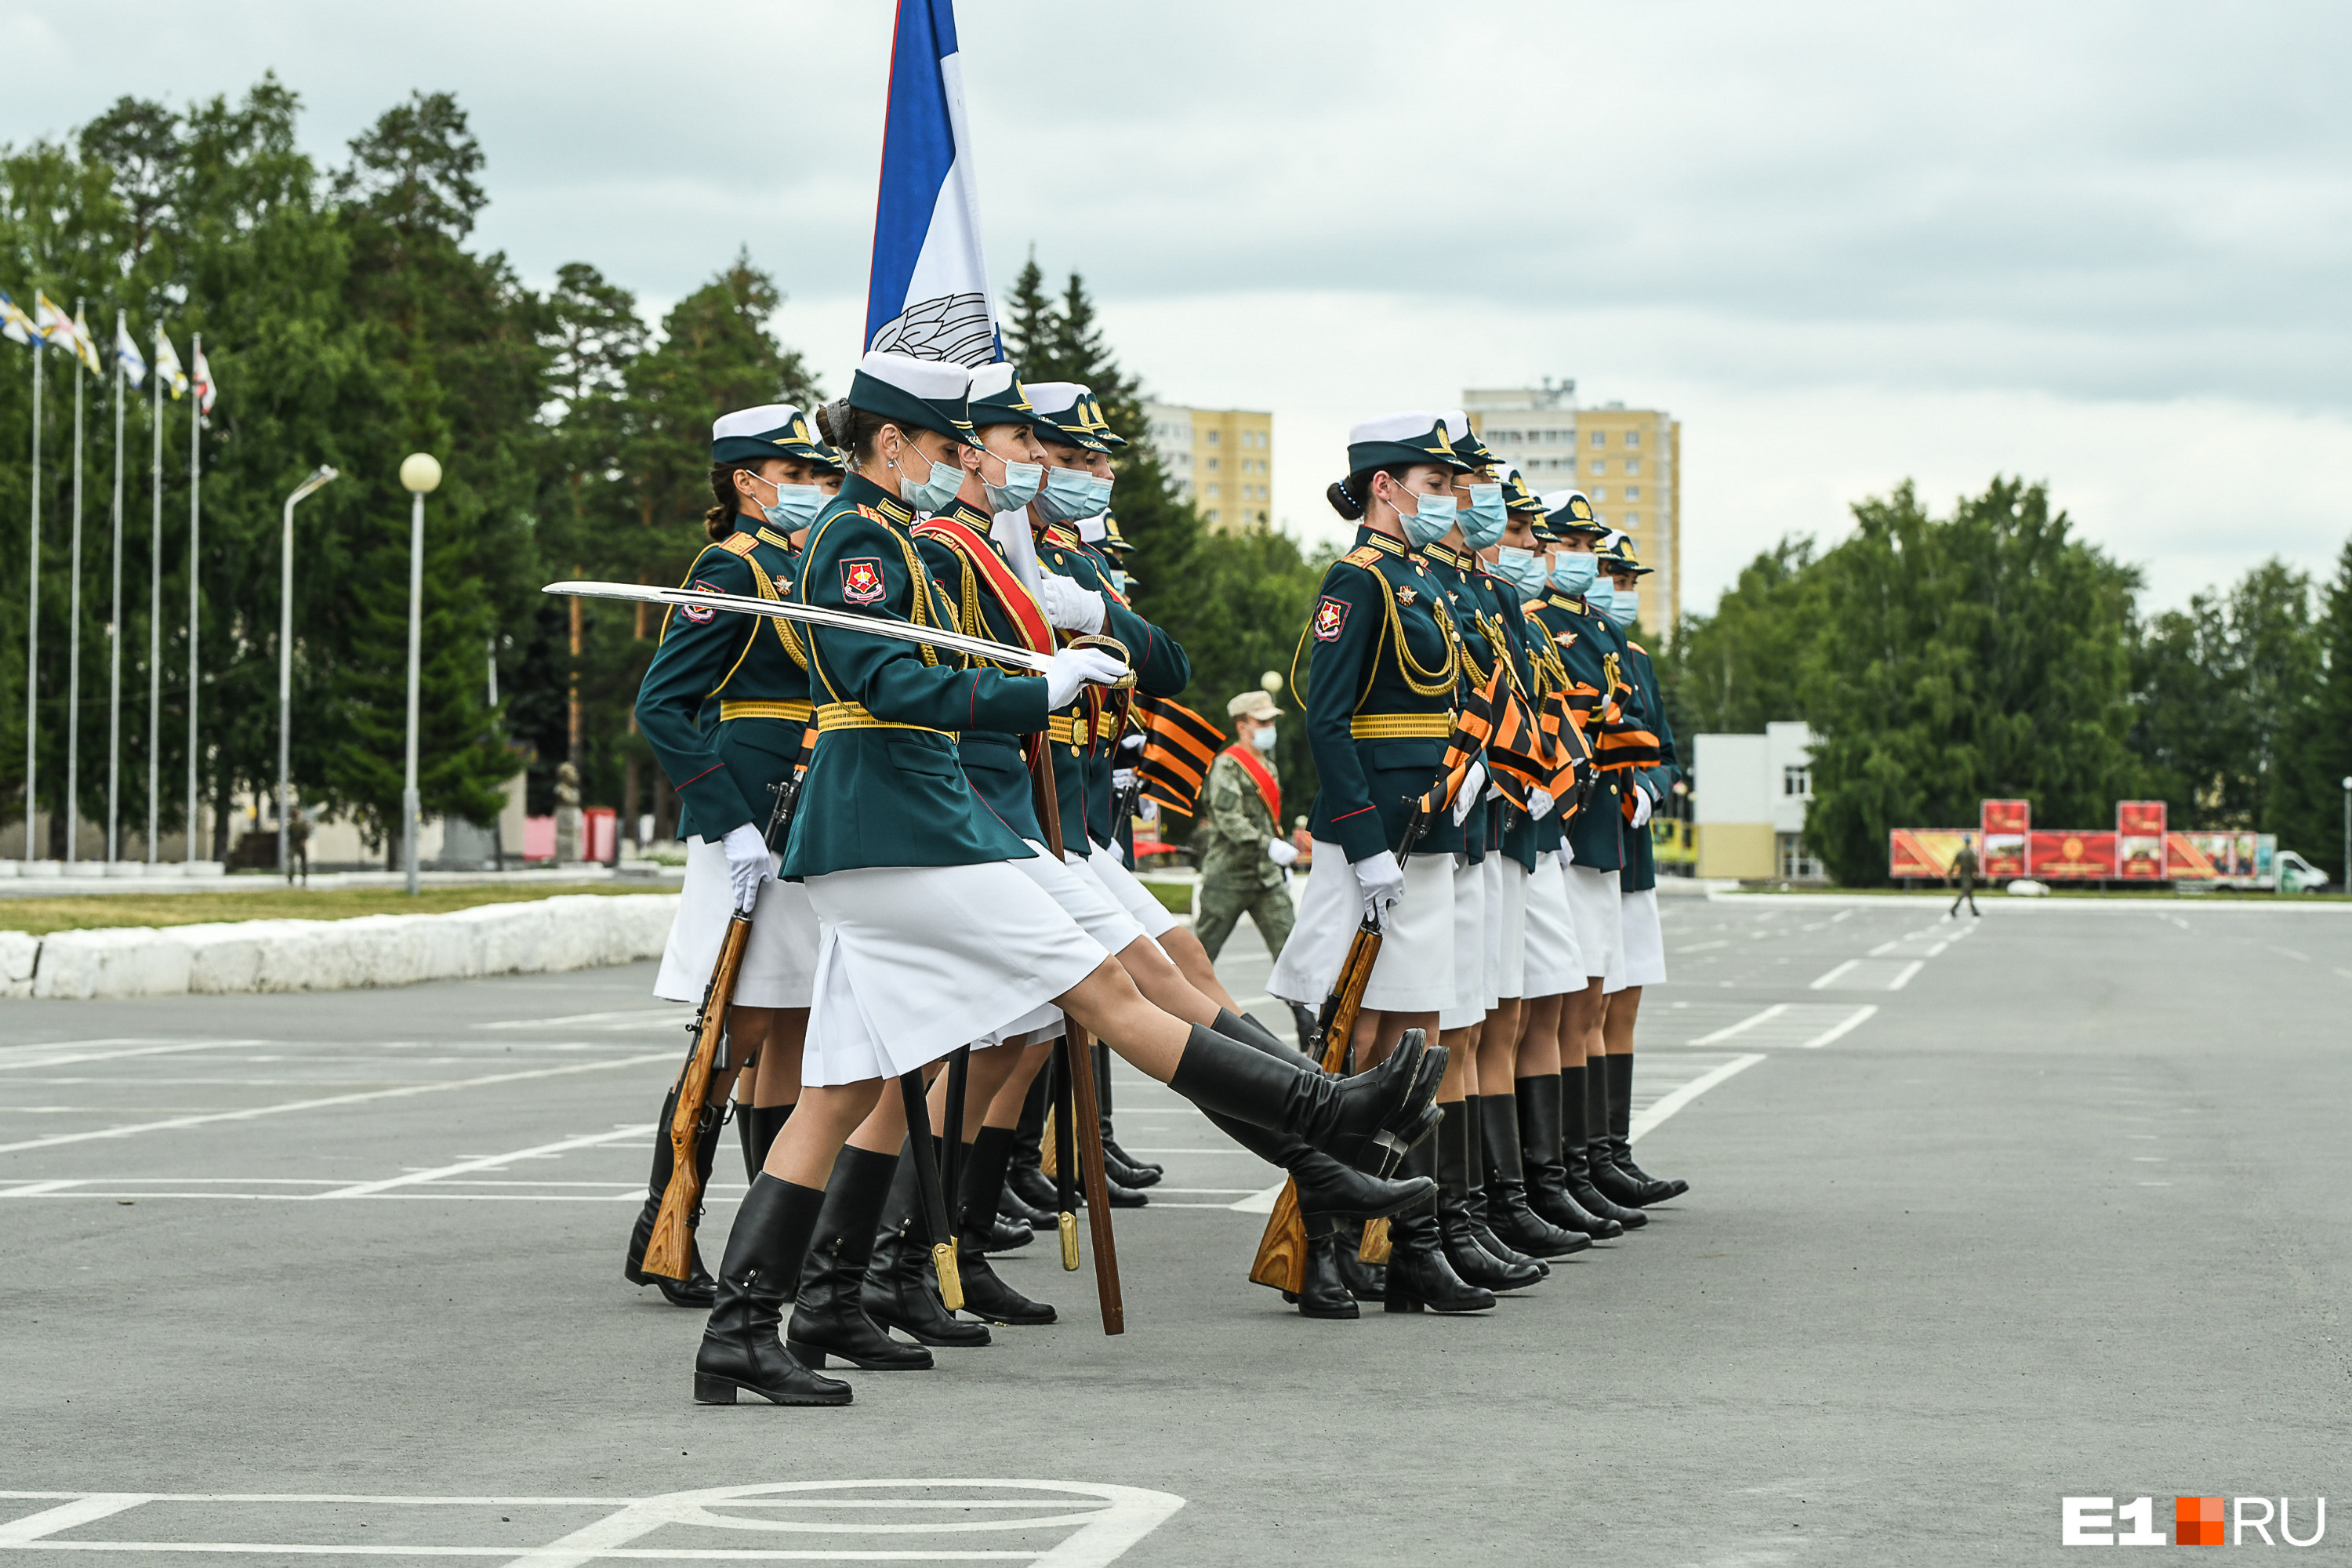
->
[2270,539,2352,880]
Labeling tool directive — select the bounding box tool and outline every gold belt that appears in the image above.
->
[1351,712,1452,739]
[719,699,812,724]
[815,701,951,738]
[1047,714,1087,746]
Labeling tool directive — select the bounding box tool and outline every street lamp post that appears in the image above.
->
[278,466,339,878]
[2340,776,2350,897]
[399,453,443,896]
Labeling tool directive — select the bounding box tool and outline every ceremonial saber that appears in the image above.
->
[545,580,1058,673]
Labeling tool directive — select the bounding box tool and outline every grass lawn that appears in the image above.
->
[0,883,672,938]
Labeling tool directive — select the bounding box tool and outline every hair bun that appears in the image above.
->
[1326,477,1366,521]
[815,398,845,447]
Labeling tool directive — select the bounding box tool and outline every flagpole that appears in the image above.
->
[65,298,85,866]
[22,344,39,863]
[107,310,125,865]
[147,328,162,865]
[185,332,201,865]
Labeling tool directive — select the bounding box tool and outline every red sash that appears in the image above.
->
[1224,742,1281,823]
[911,514,1054,655]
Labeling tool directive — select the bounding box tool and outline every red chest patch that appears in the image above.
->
[840,558,886,604]
[1312,596,1350,642]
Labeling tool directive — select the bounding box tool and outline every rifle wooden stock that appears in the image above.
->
[641,913,752,1283]
[898,1067,964,1312]
[1247,919,1383,1293]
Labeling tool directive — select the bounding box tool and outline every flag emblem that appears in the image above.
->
[842,558,887,604]
[1312,596,1349,642]
[681,583,721,625]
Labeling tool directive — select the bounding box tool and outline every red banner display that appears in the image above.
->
[1980,799,2030,880]
[1889,828,1977,878]
[2029,830,2117,880]
[2115,800,2167,880]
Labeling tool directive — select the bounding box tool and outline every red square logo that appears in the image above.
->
[2176,1496,2224,1545]
[841,558,886,604]
[1312,595,1349,641]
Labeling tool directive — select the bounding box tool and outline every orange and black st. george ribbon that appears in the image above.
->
[1132,695,1226,818]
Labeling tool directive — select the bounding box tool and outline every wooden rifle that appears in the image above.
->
[895,1065,964,1311]
[640,755,804,1282]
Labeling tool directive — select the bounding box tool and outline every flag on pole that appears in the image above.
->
[153,327,187,398]
[115,317,146,387]
[35,291,74,349]
[864,0,999,365]
[69,305,102,375]
[191,342,216,414]
[0,288,42,346]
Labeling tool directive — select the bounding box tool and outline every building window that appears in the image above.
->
[1625,430,1641,448]
[1592,488,1607,502]
[1590,459,1605,476]
[1624,458,1641,475]
[1207,457,1220,472]
[1625,512,1641,527]
[1783,765,1811,799]
[1777,833,1824,880]
[1206,430,1221,446]
[1207,509,1220,523]
[1590,430,1607,447]
[1624,486,1640,500]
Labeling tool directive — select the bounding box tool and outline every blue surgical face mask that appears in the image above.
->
[1251,725,1277,751]
[1606,585,1637,629]
[982,453,1044,514]
[751,474,824,534]
[1460,484,1507,550]
[1108,568,1128,593]
[1033,465,1096,524]
[1549,550,1598,595]
[895,437,965,514]
[1585,578,1617,615]
[1086,474,1115,511]
[1493,545,1548,599]
[1386,482,1458,549]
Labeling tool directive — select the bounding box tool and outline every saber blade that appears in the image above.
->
[543,579,1058,674]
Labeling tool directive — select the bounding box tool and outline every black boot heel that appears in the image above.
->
[694,1373,740,1404]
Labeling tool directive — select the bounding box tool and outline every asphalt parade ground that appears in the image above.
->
[4,895,2349,1565]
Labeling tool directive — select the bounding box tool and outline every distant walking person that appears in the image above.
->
[286,809,310,887]
[1193,689,1300,967]
[1948,840,1980,918]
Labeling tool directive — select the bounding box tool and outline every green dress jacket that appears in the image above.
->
[779,474,1051,880]
[1619,637,1678,894]
[1526,590,1629,873]
[633,516,812,843]
[1301,528,1464,864]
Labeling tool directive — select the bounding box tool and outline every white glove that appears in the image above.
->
[1631,783,1654,829]
[1451,760,1486,826]
[1036,572,1108,633]
[1267,838,1299,868]
[1529,787,1555,820]
[1352,851,1406,929]
[720,822,774,913]
[1044,645,1127,708]
[1112,768,1137,791]
[1120,731,1145,752]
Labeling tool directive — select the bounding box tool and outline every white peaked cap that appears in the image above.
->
[1025,381,1087,416]
[1441,409,1472,443]
[1601,530,1631,550]
[1349,410,1444,445]
[857,351,971,399]
[967,361,1019,399]
[712,403,805,441]
[1538,489,1586,513]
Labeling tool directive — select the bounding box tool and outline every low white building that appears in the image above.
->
[1693,721,1821,880]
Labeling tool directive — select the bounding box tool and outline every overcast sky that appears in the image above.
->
[9,0,2350,615]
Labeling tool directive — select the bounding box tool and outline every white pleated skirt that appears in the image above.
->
[1564,862,1626,992]
[1439,857,1489,1030]
[1490,857,1530,1002]
[1621,886,1666,988]
[1269,841,1454,1014]
[801,861,1109,1087]
[1521,851,1585,997]
[1019,840,1147,953]
[1087,840,1180,939]
[653,836,820,1009]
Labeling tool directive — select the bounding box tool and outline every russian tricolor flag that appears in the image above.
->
[865,0,1000,366]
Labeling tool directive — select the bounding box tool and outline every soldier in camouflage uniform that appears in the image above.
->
[1193,688,1300,964]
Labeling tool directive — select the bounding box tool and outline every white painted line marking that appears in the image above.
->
[0,1040,271,1074]
[0,1180,83,1197]
[1830,909,1855,923]
[1796,1006,1878,1049]
[1886,961,1924,991]
[0,1054,674,1156]
[474,1008,684,1032]
[0,1494,148,1544]
[317,1126,654,1200]
[1867,939,1902,957]
[1629,1054,1765,1143]
[1229,1181,1284,1214]
[2271,946,2310,962]
[1808,960,1860,990]
[1674,940,1728,954]
[1686,1004,1786,1046]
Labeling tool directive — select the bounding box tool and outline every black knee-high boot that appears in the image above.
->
[693,1174,851,1406]
[1588,1055,1675,1208]
[1519,1073,1624,1240]
[1436,1101,1542,1292]
[956,1127,1034,1252]
[1004,1073,1059,1218]
[626,1084,720,1308]
[1565,1063,1647,1229]
[788,1146,931,1371]
[1606,1054,1689,1200]
[1381,1127,1494,1314]
[862,1150,993,1348]
[739,1103,793,1185]
[1095,1039,1161,1187]
[1166,1024,1443,1168]
[1481,1091,1588,1258]
[954,1130,1058,1329]
[1461,1094,1548,1277]
[1285,1214,1359,1319]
